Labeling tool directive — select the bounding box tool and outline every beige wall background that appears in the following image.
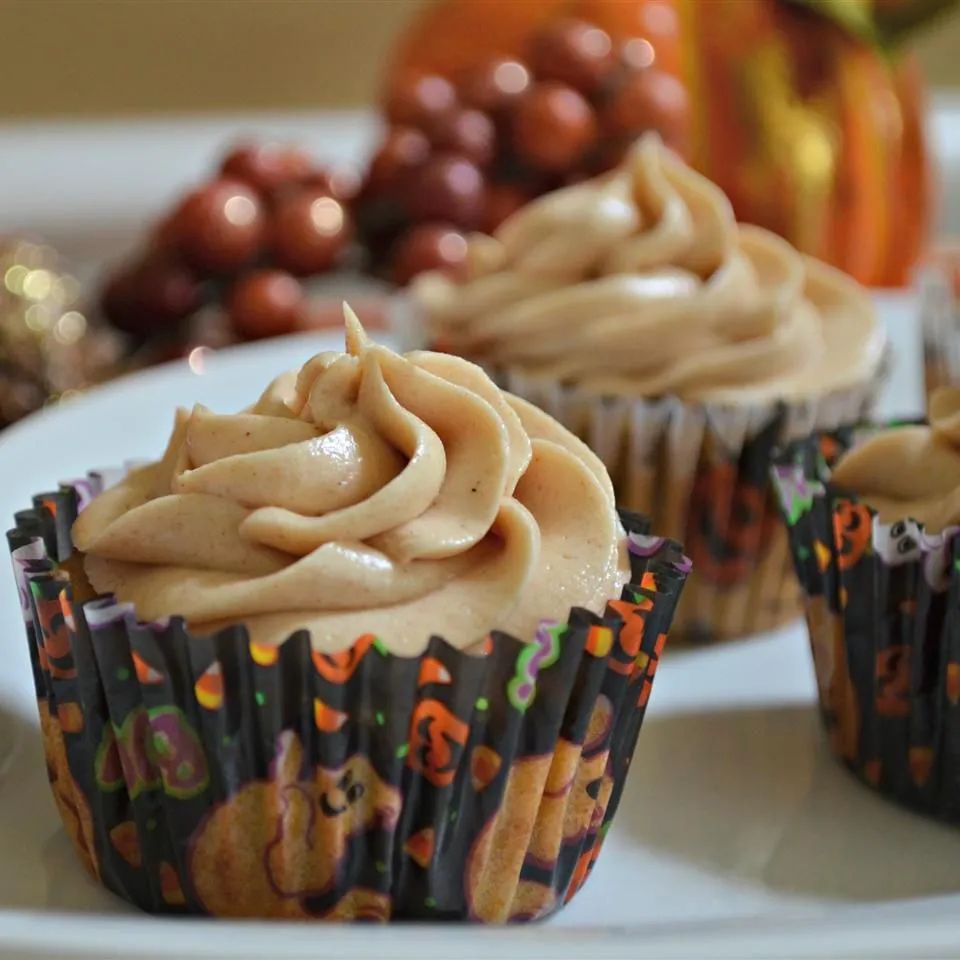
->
[0,0,958,120]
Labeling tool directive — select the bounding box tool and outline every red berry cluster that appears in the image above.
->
[356,17,688,285]
[97,18,687,350]
[101,143,356,342]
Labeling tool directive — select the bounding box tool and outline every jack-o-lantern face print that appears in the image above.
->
[408,699,470,788]
[833,501,872,571]
[686,463,776,586]
[311,634,374,684]
[319,765,366,818]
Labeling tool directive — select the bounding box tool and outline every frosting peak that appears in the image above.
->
[831,387,960,533]
[73,309,628,652]
[415,134,884,404]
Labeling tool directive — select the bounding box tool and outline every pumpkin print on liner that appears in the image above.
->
[190,732,402,919]
[685,462,777,588]
[38,700,99,880]
[832,501,872,571]
[7,478,689,920]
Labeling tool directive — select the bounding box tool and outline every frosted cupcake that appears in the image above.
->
[772,388,960,820]
[414,134,886,641]
[7,310,688,920]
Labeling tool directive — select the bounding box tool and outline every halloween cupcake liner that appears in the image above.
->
[7,471,689,921]
[771,428,960,821]
[494,365,885,643]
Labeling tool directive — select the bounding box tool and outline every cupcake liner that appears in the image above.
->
[497,364,885,643]
[7,472,688,921]
[771,427,960,821]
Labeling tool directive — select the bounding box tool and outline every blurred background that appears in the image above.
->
[1,0,958,115]
[2,0,960,427]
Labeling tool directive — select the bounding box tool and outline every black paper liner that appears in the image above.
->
[7,475,688,921]
[771,427,960,821]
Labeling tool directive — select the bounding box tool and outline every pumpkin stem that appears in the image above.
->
[873,0,960,48]
[785,0,959,50]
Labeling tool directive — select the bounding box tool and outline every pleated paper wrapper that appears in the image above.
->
[772,428,960,821]
[7,471,689,921]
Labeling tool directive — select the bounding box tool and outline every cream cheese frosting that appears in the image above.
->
[414,134,885,404]
[72,309,629,653]
[831,387,960,533]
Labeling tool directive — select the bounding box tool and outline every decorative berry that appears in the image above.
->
[220,143,313,197]
[529,19,614,95]
[619,37,656,73]
[385,73,457,129]
[391,223,469,285]
[405,154,485,229]
[458,58,532,114]
[512,81,598,173]
[601,68,689,152]
[228,269,305,340]
[102,256,201,336]
[271,189,352,275]
[100,138,369,348]
[356,15,697,285]
[320,167,362,204]
[170,179,265,274]
[426,108,496,168]
[364,126,431,196]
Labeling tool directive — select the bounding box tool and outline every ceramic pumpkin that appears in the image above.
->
[386,0,934,286]
[833,500,873,570]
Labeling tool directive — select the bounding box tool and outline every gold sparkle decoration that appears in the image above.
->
[0,238,122,428]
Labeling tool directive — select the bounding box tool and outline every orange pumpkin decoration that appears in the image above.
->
[387,0,930,286]
[832,500,872,570]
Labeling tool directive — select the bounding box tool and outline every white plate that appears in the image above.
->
[3,302,959,959]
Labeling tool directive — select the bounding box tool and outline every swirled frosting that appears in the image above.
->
[831,388,960,532]
[72,310,629,653]
[414,135,885,404]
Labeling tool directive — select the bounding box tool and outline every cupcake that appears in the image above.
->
[6,308,688,920]
[413,134,887,642]
[772,387,960,820]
